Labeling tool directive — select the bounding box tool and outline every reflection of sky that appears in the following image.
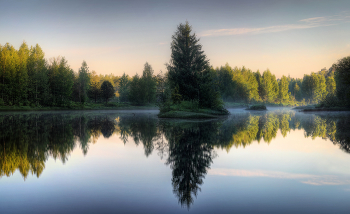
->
[2,117,350,213]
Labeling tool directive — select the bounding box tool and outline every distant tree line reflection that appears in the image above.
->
[0,111,349,208]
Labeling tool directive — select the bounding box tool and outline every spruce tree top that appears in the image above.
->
[167,22,210,101]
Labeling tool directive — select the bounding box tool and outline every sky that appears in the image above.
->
[1,0,349,78]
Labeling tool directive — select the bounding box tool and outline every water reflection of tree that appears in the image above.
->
[116,115,160,157]
[0,113,118,179]
[334,117,350,153]
[214,111,349,153]
[162,120,220,209]
[1,111,349,207]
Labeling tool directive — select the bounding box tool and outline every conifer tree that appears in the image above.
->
[142,62,157,103]
[167,22,223,109]
[27,44,49,106]
[118,73,129,102]
[78,61,90,103]
[16,42,29,104]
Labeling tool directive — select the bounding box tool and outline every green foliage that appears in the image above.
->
[16,42,29,104]
[261,69,278,102]
[278,75,290,103]
[0,40,347,109]
[27,44,49,106]
[214,64,260,103]
[166,22,222,109]
[326,76,336,95]
[142,62,157,103]
[129,74,146,105]
[47,57,74,106]
[216,64,235,100]
[318,93,341,108]
[118,73,130,102]
[88,70,101,103]
[301,73,327,104]
[77,61,90,103]
[101,80,115,104]
[171,86,182,104]
[155,71,170,104]
[167,22,209,101]
[334,56,350,106]
[0,43,19,105]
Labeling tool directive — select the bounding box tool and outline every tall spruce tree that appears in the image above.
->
[118,73,129,102]
[17,42,29,104]
[78,61,90,103]
[167,22,222,109]
[142,62,157,103]
[27,44,49,106]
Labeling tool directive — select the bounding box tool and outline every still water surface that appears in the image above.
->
[1,108,350,213]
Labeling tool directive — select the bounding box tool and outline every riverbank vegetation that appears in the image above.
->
[0,23,349,111]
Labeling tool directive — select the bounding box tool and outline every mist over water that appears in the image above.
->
[1,108,350,213]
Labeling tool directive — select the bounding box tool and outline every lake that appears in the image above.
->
[1,108,349,214]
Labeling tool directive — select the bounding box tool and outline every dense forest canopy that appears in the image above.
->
[0,33,349,107]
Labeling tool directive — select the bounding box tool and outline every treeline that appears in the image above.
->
[0,42,160,107]
[1,42,349,107]
[214,64,338,104]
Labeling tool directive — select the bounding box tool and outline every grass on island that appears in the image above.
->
[245,104,267,110]
[158,101,229,118]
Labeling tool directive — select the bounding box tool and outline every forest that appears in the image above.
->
[0,41,349,108]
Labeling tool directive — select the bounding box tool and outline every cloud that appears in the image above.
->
[208,168,350,186]
[201,12,350,37]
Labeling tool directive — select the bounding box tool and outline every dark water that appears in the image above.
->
[1,108,350,214]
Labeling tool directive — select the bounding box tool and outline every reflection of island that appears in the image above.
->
[1,111,350,208]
